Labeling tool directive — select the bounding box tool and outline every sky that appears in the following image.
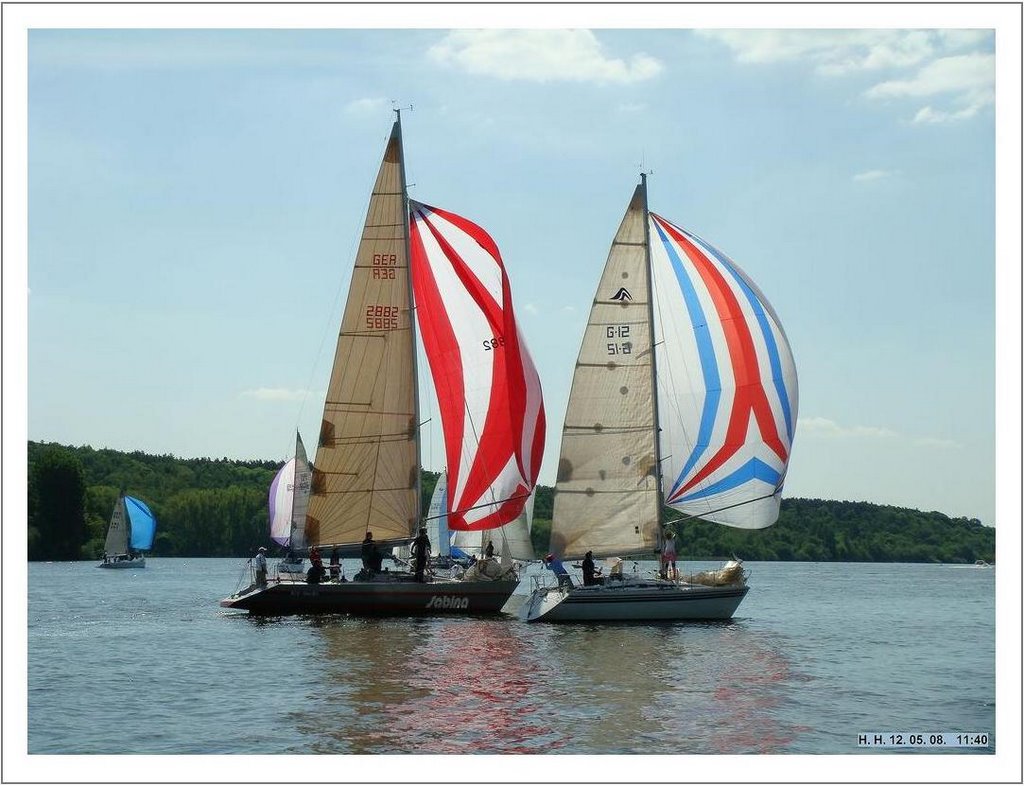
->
[10,6,1021,532]
[3,5,1022,782]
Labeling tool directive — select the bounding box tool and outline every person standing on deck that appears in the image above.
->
[661,529,678,581]
[581,551,600,586]
[361,532,378,574]
[485,540,494,559]
[544,554,572,588]
[412,527,431,582]
[254,546,268,587]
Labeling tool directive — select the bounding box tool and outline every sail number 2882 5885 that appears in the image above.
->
[366,305,399,330]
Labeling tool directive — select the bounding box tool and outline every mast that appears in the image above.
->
[639,173,665,553]
[395,108,423,522]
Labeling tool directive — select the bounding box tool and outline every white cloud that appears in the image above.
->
[240,387,312,402]
[865,52,994,124]
[799,416,898,439]
[865,52,994,99]
[799,416,960,448]
[428,30,662,84]
[697,30,940,75]
[522,303,539,315]
[345,97,390,116]
[698,29,994,125]
[852,169,898,183]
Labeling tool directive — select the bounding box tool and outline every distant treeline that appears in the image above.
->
[27,441,994,564]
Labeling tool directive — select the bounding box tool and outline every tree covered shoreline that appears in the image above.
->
[27,441,994,564]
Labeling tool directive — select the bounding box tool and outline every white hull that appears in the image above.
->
[98,556,146,569]
[522,579,748,623]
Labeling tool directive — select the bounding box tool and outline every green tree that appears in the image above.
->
[29,446,87,560]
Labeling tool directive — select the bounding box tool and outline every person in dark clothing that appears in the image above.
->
[361,532,377,574]
[411,527,431,583]
[307,545,325,584]
[581,551,601,586]
[484,540,494,559]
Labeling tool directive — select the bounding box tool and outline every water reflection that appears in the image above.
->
[277,613,805,754]
[290,616,566,753]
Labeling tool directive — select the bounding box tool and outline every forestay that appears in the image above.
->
[649,214,798,529]
[410,202,545,531]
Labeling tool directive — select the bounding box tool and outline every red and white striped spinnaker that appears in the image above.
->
[410,201,545,531]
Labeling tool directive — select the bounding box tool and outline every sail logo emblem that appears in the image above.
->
[610,287,632,302]
[426,595,469,610]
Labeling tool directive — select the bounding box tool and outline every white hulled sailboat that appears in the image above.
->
[222,114,544,615]
[98,492,156,569]
[523,176,798,622]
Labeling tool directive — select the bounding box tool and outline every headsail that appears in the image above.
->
[125,496,157,551]
[649,213,798,529]
[409,202,545,531]
[268,458,296,547]
[306,121,419,548]
[549,185,661,559]
[425,472,450,557]
[268,433,313,549]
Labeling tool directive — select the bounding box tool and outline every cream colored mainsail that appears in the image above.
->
[306,121,419,548]
[550,183,662,559]
[103,494,129,556]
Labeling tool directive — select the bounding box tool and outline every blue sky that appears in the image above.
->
[12,11,1019,530]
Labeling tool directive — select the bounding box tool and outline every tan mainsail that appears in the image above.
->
[550,183,662,559]
[306,121,419,548]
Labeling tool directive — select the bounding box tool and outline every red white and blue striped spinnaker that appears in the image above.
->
[410,202,546,531]
[649,213,798,529]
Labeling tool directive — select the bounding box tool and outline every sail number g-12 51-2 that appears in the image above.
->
[606,324,632,355]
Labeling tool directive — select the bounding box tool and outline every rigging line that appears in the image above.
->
[661,490,779,527]
[423,492,530,521]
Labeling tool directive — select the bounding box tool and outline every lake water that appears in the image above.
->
[25,559,995,765]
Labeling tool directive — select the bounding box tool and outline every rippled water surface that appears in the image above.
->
[27,560,994,755]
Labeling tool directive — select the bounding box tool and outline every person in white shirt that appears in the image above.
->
[254,546,268,587]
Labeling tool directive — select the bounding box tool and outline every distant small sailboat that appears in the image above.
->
[268,432,312,575]
[98,492,156,569]
[524,175,798,622]
[222,113,544,615]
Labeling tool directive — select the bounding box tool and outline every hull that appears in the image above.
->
[522,580,749,623]
[98,556,146,569]
[220,575,518,616]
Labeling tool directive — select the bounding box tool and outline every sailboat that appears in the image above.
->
[268,432,312,576]
[98,492,157,569]
[221,113,544,615]
[523,175,798,622]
